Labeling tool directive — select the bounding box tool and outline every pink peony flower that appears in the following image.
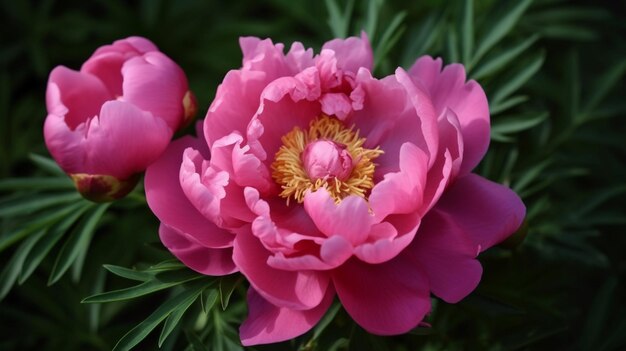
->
[44,36,197,202]
[145,34,525,345]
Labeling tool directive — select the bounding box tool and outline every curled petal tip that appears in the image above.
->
[70,173,140,202]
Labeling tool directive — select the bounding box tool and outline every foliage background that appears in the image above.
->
[1,0,625,350]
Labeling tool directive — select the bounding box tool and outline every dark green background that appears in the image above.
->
[1,0,625,350]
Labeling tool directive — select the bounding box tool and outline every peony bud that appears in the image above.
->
[44,36,196,201]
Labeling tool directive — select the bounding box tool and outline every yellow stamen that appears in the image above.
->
[271,115,383,204]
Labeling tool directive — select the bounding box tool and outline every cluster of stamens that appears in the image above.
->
[271,115,383,204]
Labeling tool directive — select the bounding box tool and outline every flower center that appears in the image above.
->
[272,115,383,204]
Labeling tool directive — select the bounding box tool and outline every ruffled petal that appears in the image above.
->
[347,69,436,177]
[159,224,237,276]
[333,257,431,335]
[321,32,373,72]
[233,229,330,310]
[304,189,372,246]
[145,136,234,248]
[433,173,526,251]
[246,76,321,161]
[369,142,429,222]
[409,56,489,174]
[240,287,334,346]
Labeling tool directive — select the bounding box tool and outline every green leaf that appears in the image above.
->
[0,177,74,191]
[103,264,153,282]
[325,0,355,38]
[401,12,444,67]
[310,302,341,343]
[471,34,540,80]
[512,159,552,194]
[373,11,406,70]
[0,192,82,217]
[112,280,207,351]
[48,203,110,285]
[18,202,92,284]
[581,60,626,118]
[0,229,47,301]
[82,269,204,303]
[0,201,84,253]
[445,24,459,64]
[461,0,474,66]
[201,289,219,315]
[363,0,382,43]
[491,111,548,135]
[28,153,65,176]
[158,288,201,347]
[490,52,544,107]
[472,0,533,65]
[490,95,529,115]
[185,331,210,351]
[579,276,617,349]
[219,275,242,310]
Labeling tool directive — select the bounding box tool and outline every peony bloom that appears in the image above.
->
[145,34,525,345]
[44,36,197,202]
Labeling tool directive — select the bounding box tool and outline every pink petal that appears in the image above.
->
[159,224,237,276]
[421,109,464,212]
[81,52,126,97]
[246,77,320,161]
[268,235,353,271]
[43,113,85,176]
[145,136,234,249]
[233,228,330,310]
[46,66,112,130]
[77,101,171,178]
[285,41,315,72]
[369,142,429,222]
[210,133,274,196]
[204,69,269,146]
[410,209,482,303]
[240,287,334,346]
[346,69,436,177]
[89,36,158,57]
[353,222,411,264]
[434,173,526,251]
[333,257,431,335]
[304,189,372,245]
[122,52,188,130]
[321,32,373,72]
[409,56,490,174]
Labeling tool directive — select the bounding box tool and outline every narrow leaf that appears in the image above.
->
[0,229,46,300]
[472,0,533,64]
[0,177,73,191]
[491,111,548,135]
[471,34,539,80]
[48,203,110,285]
[82,270,204,303]
[374,11,407,70]
[28,153,65,176]
[112,281,207,351]
[158,290,201,347]
[490,52,544,107]
[103,264,153,282]
[18,202,92,284]
[0,192,82,217]
[461,0,474,66]
[219,275,242,310]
